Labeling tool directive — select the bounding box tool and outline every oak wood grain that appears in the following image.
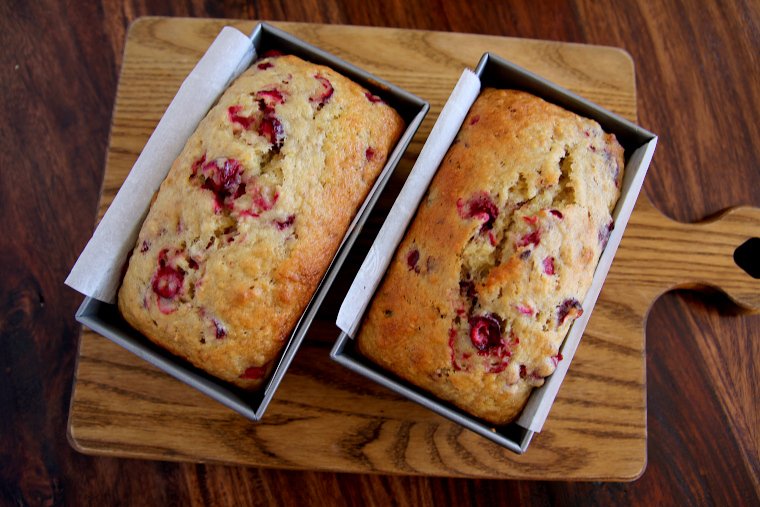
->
[65,17,760,481]
[2,0,759,505]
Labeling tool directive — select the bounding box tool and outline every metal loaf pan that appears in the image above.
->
[76,22,429,422]
[331,52,657,454]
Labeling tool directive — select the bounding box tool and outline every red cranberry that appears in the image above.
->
[406,249,420,272]
[238,90,286,149]
[274,214,295,230]
[516,304,534,316]
[191,154,206,176]
[233,182,247,199]
[257,62,274,70]
[258,113,285,148]
[448,328,462,371]
[198,158,244,209]
[213,319,226,339]
[364,91,383,103]
[365,147,376,161]
[517,230,541,248]
[256,89,286,107]
[227,105,255,130]
[157,248,169,268]
[469,115,480,125]
[457,192,499,231]
[239,365,267,379]
[557,298,583,325]
[468,314,503,351]
[486,362,508,374]
[203,158,242,193]
[551,353,564,367]
[310,74,334,108]
[251,186,278,215]
[549,209,563,219]
[483,331,516,373]
[140,240,150,253]
[241,188,277,218]
[152,265,184,299]
[599,220,614,249]
[543,256,555,275]
[261,49,283,58]
[187,258,199,270]
[523,215,538,225]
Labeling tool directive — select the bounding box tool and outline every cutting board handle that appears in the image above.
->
[627,197,760,313]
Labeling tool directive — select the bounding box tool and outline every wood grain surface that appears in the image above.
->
[65,16,759,482]
[68,17,646,479]
[2,0,758,505]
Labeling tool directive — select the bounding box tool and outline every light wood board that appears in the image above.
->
[67,17,760,480]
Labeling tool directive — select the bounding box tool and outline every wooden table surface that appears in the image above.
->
[2,0,757,505]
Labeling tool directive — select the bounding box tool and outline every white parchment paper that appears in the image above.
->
[65,27,255,303]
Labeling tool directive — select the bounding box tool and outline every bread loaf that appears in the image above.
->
[118,54,405,389]
[358,89,623,424]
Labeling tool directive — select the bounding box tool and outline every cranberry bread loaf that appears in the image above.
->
[357,89,623,425]
[118,54,404,389]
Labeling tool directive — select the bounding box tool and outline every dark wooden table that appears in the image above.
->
[2,0,757,505]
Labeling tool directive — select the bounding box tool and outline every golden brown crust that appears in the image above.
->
[358,89,623,424]
[118,55,404,389]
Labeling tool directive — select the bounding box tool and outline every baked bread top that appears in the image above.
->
[358,88,623,424]
[118,54,404,388]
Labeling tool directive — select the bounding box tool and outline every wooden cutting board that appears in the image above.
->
[67,17,760,480]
